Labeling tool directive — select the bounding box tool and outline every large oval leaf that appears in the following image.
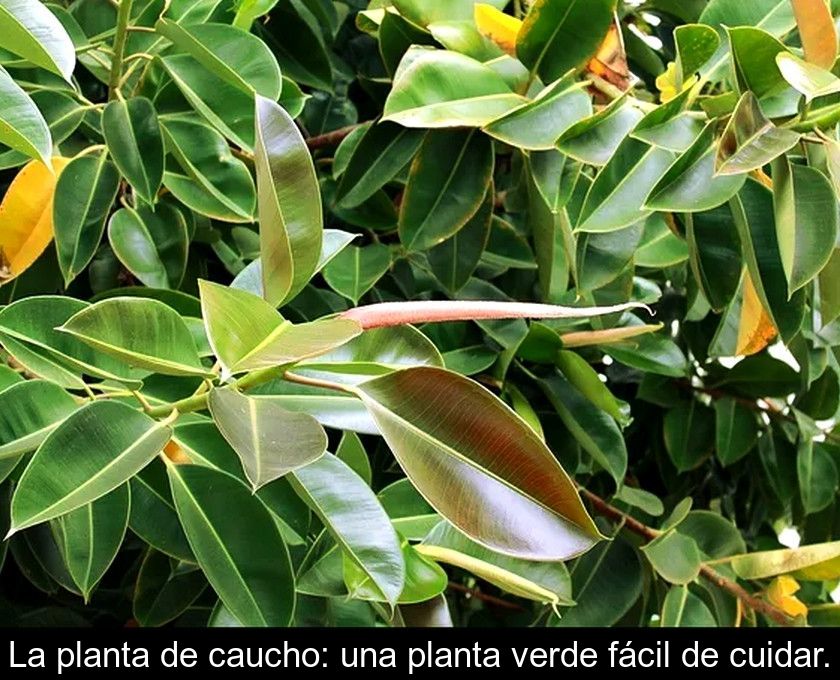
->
[166,461,295,626]
[355,366,602,560]
[0,66,51,165]
[10,401,171,533]
[255,95,322,305]
[0,0,75,80]
[0,379,77,460]
[322,243,392,303]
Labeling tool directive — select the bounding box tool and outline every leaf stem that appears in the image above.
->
[108,0,134,101]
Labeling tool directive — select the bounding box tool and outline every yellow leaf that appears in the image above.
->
[0,157,70,283]
[792,0,838,69]
[766,575,808,618]
[587,19,630,91]
[474,3,521,56]
[736,271,777,356]
[163,439,191,465]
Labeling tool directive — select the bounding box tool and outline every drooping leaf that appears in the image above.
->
[355,366,603,561]
[686,205,742,311]
[255,95,322,306]
[102,97,165,205]
[714,396,758,466]
[0,66,52,165]
[730,541,840,580]
[166,461,295,626]
[10,401,171,533]
[776,51,840,101]
[556,98,643,166]
[0,0,75,80]
[133,550,207,627]
[663,399,715,472]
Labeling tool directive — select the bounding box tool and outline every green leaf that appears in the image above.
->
[161,117,256,223]
[686,205,742,311]
[102,97,164,205]
[727,26,790,99]
[382,49,526,128]
[714,397,758,466]
[577,137,675,233]
[208,387,327,491]
[675,23,721,79]
[379,478,440,541]
[166,462,295,626]
[731,178,806,342]
[716,92,800,175]
[772,157,839,296]
[556,98,644,166]
[798,439,838,514]
[0,0,75,80]
[427,20,504,61]
[60,297,213,378]
[288,453,405,606]
[159,54,255,151]
[516,0,617,83]
[0,380,76,461]
[606,326,690,378]
[399,129,493,251]
[392,0,508,26]
[777,51,840,101]
[336,432,371,485]
[661,585,717,626]
[53,151,120,286]
[577,223,644,291]
[664,400,715,472]
[482,78,592,151]
[255,95,322,306]
[420,521,573,606]
[55,484,129,600]
[133,550,207,627]
[335,122,425,209]
[155,19,282,99]
[635,214,689,267]
[10,401,171,533]
[538,371,627,487]
[820,248,840,326]
[322,243,392,304]
[642,531,702,584]
[0,65,50,164]
[355,366,603,560]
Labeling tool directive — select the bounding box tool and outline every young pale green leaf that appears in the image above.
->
[59,297,213,378]
[0,380,76,461]
[714,397,758,466]
[426,20,504,61]
[355,366,603,561]
[399,129,493,251]
[482,78,592,151]
[108,204,189,290]
[10,401,171,533]
[777,51,840,101]
[420,521,574,606]
[232,0,280,29]
[155,20,282,99]
[133,550,207,627]
[53,151,120,286]
[161,117,256,223]
[335,122,425,209]
[255,95,322,306]
[538,371,627,487]
[289,453,405,606]
[0,66,51,164]
[516,0,617,83]
[102,98,164,205]
[642,530,703,585]
[382,49,526,128]
[322,243,392,304]
[0,0,75,80]
[772,157,838,296]
[661,585,717,626]
[674,23,720,79]
[208,387,327,491]
[55,484,130,601]
[716,92,800,175]
[729,541,840,580]
[166,462,295,626]
[556,97,644,166]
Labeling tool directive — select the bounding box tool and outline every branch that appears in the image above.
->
[579,487,794,627]
[107,0,133,100]
[446,582,525,611]
[306,123,368,150]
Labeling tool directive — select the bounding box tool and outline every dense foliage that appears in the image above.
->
[0,0,839,628]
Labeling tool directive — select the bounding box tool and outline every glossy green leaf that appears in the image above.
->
[664,400,715,472]
[255,95,322,306]
[556,98,644,166]
[55,484,129,600]
[322,243,392,304]
[10,401,171,533]
[686,205,742,311]
[355,366,602,560]
[427,20,504,61]
[60,297,212,378]
[399,129,493,251]
[133,550,207,627]
[0,65,50,164]
[772,157,839,296]
[0,380,76,461]
[675,23,721,79]
[516,0,617,83]
[605,325,690,378]
[155,20,281,99]
[166,462,295,626]
[727,26,790,99]
[577,222,644,291]
[102,97,164,205]
[661,585,717,626]
[378,478,440,541]
[53,151,120,286]
[635,214,689,267]
[642,531,702,584]
[483,78,592,151]
[392,0,508,26]
[714,397,758,466]
[208,387,326,491]
[0,0,75,80]
[777,51,840,101]
[289,453,404,606]
[161,117,256,223]
[336,432,371,485]
[798,439,838,514]
[335,122,425,209]
[383,49,526,128]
